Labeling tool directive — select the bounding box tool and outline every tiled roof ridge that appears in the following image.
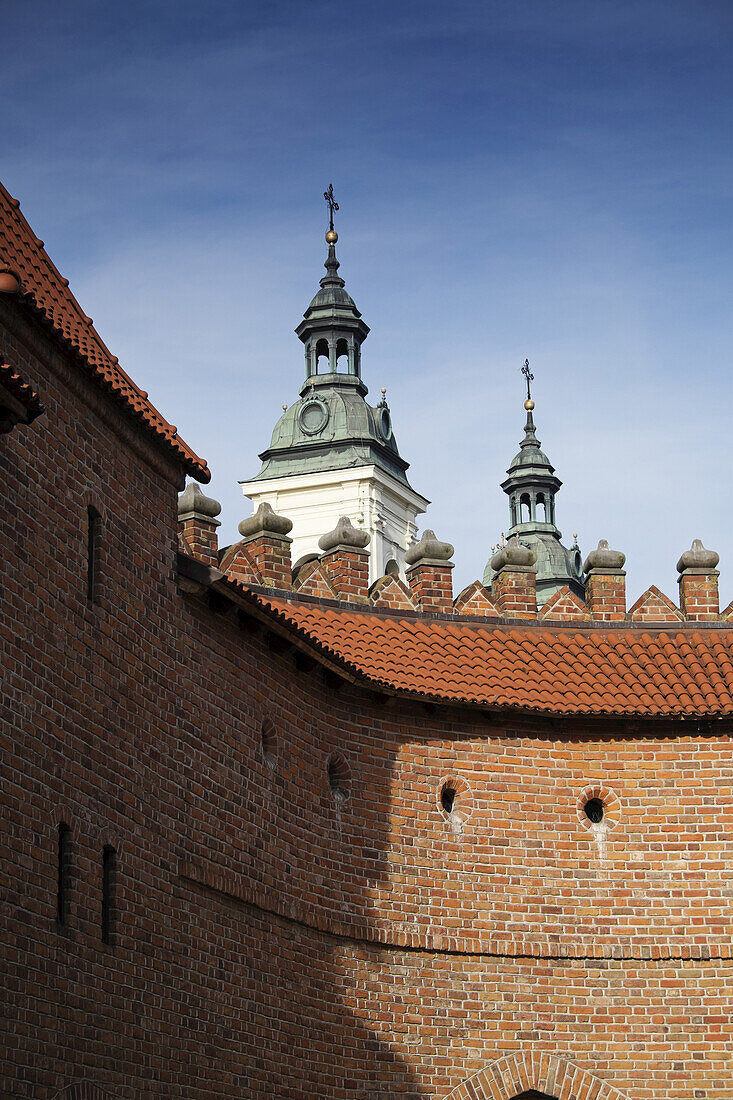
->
[0,181,210,482]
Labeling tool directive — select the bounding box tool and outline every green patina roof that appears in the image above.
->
[250,375,411,484]
[484,406,585,603]
[247,239,415,489]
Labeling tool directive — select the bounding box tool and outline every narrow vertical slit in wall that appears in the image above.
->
[56,822,70,926]
[87,506,100,604]
[101,845,116,944]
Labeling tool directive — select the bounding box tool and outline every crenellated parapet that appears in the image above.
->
[179,491,727,625]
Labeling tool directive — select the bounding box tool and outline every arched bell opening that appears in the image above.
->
[536,492,546,522]
[519,492,531,523]
[335,337,349,372]
[314,338,329,375]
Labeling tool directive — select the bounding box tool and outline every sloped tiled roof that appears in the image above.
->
[0,181,209,481]
[0,360,44,422]
[244,590,733,717]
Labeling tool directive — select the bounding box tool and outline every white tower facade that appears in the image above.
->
[241,464,428,584]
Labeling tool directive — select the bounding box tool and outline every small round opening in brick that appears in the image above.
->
[584,797,604,824]
[440,785,457,814]
[327,752,350,803]
[261,719,277,767]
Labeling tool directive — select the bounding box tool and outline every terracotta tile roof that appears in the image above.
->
[0,359,44,422]
[0,181,209,482]
[244,590,733,717]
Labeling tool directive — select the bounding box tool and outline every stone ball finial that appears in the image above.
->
[583,539,626,574]
[318,516,370,552]
[178,481,222,520]
[405,529,454,566]
[239,501,293,539]
[490,535,536,572]
[676,539,719,574]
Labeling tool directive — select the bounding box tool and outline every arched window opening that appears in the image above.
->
[315,338,329,374]
[56,822,70,926]
[519,493,531,523]
[384,558,400,576]
[335,338,349,371]
[440,784,456,813]
[101,845,117,945]
[536,492,546,522]
[513,1093,559,1100]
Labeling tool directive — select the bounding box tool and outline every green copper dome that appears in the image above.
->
[252,380,410,484]
[484,405,585,604]
[247,238,414,489]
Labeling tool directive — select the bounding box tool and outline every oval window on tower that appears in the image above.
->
[299,398,329,435]
[379,407,392,440]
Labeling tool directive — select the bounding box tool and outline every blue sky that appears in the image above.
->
[4,0,733,603]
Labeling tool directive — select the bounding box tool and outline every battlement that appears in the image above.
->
[180,493,729,626]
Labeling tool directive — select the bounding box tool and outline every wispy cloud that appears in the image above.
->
[3,0,733,605]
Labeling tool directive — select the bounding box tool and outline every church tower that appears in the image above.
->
[240,188,428,583]
[484,361,584,604]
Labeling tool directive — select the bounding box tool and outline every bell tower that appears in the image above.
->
[240,187,429,583]
[484,361,584,605]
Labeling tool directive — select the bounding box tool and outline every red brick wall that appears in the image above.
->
[407,562,454,611]
[2,300,733,1099]
[679,571,720,621]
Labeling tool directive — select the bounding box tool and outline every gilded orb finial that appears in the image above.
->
[324,183,339,244]
[521,358,534,407]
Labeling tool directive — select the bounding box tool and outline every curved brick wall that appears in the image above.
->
[3,298,733,1099]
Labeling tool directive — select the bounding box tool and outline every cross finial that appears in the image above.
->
[521,358,534,402]
[324,183,339,233]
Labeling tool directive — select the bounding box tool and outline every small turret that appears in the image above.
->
[484,361,584,605]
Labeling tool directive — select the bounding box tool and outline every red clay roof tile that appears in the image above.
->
[0,181,209,482]
[235,588,733,718]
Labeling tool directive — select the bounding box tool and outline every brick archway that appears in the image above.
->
[51,1085,114,1100]
[444,1051,633,1100]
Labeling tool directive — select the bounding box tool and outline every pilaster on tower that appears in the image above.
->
[239,191,428,584]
